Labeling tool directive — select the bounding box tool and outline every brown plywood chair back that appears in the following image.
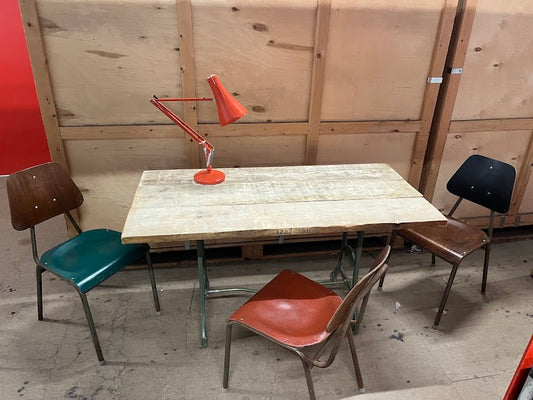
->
[6,162,83,231]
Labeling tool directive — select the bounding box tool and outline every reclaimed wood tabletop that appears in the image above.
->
[122,163,446,245]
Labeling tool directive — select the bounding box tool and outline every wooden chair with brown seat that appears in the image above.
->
[6,162,161,364]
[379,154,516,328]
[223,245,391,400]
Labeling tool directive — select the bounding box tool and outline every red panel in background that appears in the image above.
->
[0,0,50,175]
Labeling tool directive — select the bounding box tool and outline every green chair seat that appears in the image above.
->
[41,229,147,293]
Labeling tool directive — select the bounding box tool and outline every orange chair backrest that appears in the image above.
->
[326,245,390,333]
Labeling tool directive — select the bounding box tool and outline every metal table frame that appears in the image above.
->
[195,231,365,347]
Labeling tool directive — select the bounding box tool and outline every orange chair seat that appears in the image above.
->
[398,218,488,266]
[229,270,342,347]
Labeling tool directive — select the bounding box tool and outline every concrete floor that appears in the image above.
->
[1,176,532,400]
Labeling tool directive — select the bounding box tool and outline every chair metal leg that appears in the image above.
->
[223,323,233,388]
[346,330,365,393]
[481,244,491,294]
[431,254,436,265]
[197,240,208,348]
[433,263,460,328]
[378,234,394,291]
[78,292,105,365]
[145,252,161,314]
[36,265,43,320]
[301,359,316,400]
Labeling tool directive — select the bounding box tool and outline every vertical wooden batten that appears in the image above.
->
[508,131,533,225]
[176,0,201,168]
[18,0,68,170]
[19,0,81,234]
[419,0,478,201]
[408,0,458,188]
[305,0,332,165]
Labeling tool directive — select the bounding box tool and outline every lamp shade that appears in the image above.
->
[207,74,247,126]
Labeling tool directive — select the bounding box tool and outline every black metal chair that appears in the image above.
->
[380,154,516,328]
[6,162,161,364]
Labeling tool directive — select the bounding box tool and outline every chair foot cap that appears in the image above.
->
[377,287,382,291]
[222,387,228,392]
[99,360,106,366]
[155,311,161,316]
[359,388,366,394]
[432,324,439,330]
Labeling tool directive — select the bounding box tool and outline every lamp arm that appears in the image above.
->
[150,96,215,170]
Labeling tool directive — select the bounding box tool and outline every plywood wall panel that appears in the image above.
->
[453,1,533,120]
[36,0,182,126]
[208,134,306,167]
[519,182,533,215]
[316,132,415,178]
[322,0,445,121]
[65,138,188,230]
[192,0,316,124]
[431,130,529,219]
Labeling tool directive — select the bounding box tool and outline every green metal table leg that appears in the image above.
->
[329,232,351,290]
[351,231,365,287]
[351,231,364,334]
[196,240,208,348]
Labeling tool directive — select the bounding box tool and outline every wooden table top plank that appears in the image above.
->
[122,197,445,243]
[122,164,446,244]
[132,164,422,207]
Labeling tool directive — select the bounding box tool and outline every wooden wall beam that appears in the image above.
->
[19,0,68,170]
[60,121,419,140]
[320,120,421,135]
[304,0,332,165]
[419,0,478,201]
[450,118,533,132]
[507,130,533,224]
[408,0,458,188]
[176,0,201,168]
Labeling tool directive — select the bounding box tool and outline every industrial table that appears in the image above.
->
[122,163,446,347]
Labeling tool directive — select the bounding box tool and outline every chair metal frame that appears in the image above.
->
[223,246,391,400]
[7,162,161,364]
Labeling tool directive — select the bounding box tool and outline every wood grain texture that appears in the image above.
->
[192,0,316,124]
[316,132,416,179]
[453,1,533,120]
[419,0,478,200]
[305,0,332,164]
[19,0,67,168]
[36,0,181,125]
[322,0,445,121]
[176,0,202,168]
[408,0,458,188]
[122,163,445,244]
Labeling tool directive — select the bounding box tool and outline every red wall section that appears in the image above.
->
[0,0,50,175]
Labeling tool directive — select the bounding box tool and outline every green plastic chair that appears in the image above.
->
[6,162,161,365]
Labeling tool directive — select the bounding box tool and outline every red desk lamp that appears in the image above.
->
[151,74,247,185]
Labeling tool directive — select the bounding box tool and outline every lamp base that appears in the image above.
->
[194,169,225,185]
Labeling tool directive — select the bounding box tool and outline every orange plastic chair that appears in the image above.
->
[223,245,391,400]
